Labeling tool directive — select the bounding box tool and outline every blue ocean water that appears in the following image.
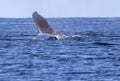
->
[0,18,120,81]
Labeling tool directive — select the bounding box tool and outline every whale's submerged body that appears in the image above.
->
[32,11,68,40]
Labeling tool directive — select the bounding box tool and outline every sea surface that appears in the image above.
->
[0,18,120,81]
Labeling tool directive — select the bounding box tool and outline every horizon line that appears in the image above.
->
[0,16,120,19]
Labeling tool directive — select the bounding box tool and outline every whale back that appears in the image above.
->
[32,12,55,34]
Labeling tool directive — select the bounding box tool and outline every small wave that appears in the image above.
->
[92,42,116,46]
[71,35,81,38]
[66,71,94,74]
[0,38,29,41]
[65,34,84,41]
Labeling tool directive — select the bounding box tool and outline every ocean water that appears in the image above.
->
[0,18,120,81]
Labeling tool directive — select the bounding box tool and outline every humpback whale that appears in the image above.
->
[32,11,68,40]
